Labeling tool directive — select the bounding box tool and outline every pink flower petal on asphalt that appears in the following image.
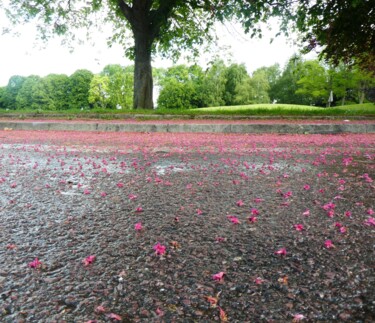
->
[153,242,166,256]
[274,248,287,256]
[28,257,42,269]
[293,313,305,322]
[95,305,107,313]
[227,216,240,224]
[135,206,143,212]
[284,191,293,198]
[212,271,225,281]
[248,216,257,223]
[83,255,96,266]
[364,217,375,226]
[324,240,334,249]
[339,226,347,234]
[294,224,304,231]
[106,313,122,321]
[327,210,335,218]
[134,222,143,231]
[251,208,259,215]
[155,307,164,316]
[303,210,310,216]
[236,200,244,207]
[323,202,335,210]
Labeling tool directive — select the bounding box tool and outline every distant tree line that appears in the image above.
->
[0,64,133,111]
[156,57,375,109]
[0,57,374,111]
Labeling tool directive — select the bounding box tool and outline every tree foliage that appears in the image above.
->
[1,56,373,111]
[296,61,329,106]
[0,86,6,109]
[101,64,134,109]
[157,57,374,109]
[88,75,111,109]
[15,75,42,110]
[3,0,374,109]
[68,69,94,109]
[295,0,375,73]
[157,64,204,109]
[2,75,26,110]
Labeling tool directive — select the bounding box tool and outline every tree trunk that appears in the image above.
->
[133,32,153,109]
[341,96,346,106]
[359,91,365,104]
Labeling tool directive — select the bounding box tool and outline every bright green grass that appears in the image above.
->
[190,103,375,116]
[0,103,374,118]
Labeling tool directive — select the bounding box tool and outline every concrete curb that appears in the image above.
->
[0,121,374,134]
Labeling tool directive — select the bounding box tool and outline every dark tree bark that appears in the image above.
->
[133,30,154,109]
[117,0,178,109]
[118,0,155,109]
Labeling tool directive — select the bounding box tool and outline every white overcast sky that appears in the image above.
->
[0,9,316,87]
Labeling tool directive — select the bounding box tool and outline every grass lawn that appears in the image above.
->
[0,103,374,118]
[190,103,375,117]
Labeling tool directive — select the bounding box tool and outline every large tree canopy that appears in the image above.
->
[296,0,375,73]
[2,0,374,109]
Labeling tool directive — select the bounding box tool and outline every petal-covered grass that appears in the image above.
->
[0,130,374,322]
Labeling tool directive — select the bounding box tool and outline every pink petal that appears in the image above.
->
[106,313,122,321]
[83,255,96,266]
[339,226,347,233]
[364,217,375,226]
[28,257,42,268]
[324,240,334,249]
[227,216,240,224]
[134,222,143,231]
[212,271,225,281]
[236,200,244,207]
[248,216,257,223]
[153,242,166,255]
[95,305,106,313]
[274,248,287,256]
[293,313,305,321]
[303,210,310,216]
[294,224,304,231]
[155,307,164,316]
[251,208,259,215]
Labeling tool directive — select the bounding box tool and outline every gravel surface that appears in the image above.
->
[0,130,374,322]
